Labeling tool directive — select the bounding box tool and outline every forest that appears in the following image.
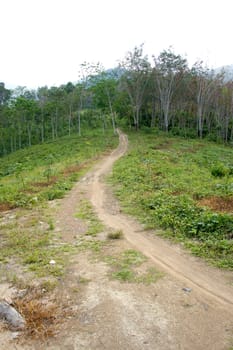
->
[1,45,233,156]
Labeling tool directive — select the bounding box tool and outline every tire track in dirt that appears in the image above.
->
[90,130,233,311]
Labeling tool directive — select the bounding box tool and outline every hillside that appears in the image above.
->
[111,130,233,269]
[0,129,117,211]
[215,64,233,81]
[0,130,232,350]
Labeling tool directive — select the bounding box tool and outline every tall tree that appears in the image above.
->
[153,49,188,132]
[0,82,11,105]
[191,62,219,138]
[120,44,150,130]
[91,70,119,133]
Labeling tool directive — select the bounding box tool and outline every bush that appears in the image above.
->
[107,230,123,239]
[211,164,229,177]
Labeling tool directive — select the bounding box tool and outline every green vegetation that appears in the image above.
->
[0,210,74,278]
[0,129,117,210]
[0,128,117,282]
[75,199,104,236]
[2,47,233,159]
[110,130,233,269]
[105,249,163,283]
[107,229,123,239]
[75,239,105,254]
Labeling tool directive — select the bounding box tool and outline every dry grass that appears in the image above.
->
[13,289,67,340]
[63,164,85,177]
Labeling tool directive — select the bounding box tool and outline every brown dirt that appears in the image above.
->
[63,164,86,177]
[1,131,233,350]
[0,202,15,212]
[31,176,58,188]
[153,140,174,149]
[198,196,233,213]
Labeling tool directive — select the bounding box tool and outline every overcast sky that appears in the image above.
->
[1,0,232,89]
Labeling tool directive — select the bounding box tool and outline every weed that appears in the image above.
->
[75,238,105,253]
[135,267,164,284]
[14,291,59,339]
[76,199,104,236]
[211,164,229,178]
[77,276,90,284]
[48,219,55,230]
[40,279,58,292]
[112,269,135,282]
[105,249,163,284]
[107,229,123,239]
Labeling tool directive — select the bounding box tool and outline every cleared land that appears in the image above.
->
[0,130,232,349]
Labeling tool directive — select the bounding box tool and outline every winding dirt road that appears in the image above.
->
[4,131,232,350]
[91,131,233,311]
[39,131,233,349]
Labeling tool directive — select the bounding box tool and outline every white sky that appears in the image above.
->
[1,0,233,89]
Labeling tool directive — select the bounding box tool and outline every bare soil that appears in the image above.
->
[1,131,233,350]
[198,196,233,213]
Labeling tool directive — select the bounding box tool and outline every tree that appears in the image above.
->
[91,70,120,134]
[120,44,150,130]
[13,97,39,147]
[0,82,11,105]
[191,62,219,138]
[153,49,188,132]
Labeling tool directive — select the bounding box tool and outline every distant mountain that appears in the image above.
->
[215,64,233,81]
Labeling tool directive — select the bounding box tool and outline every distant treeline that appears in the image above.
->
[1,46,233,156]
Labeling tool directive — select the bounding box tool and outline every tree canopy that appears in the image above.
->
[1,47,233,156]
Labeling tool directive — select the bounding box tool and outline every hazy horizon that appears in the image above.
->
[2,0,233,89]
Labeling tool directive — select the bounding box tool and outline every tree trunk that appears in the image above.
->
[18,125,21,149]
[51,117,55,140]
[164,108,169,132]
[197,105,203,138]
[68,105,72,136]
[55,107,58,138]
[27,123,31,147]
[41,109,44,143]
[78,110,81,136]
[106,89,117,134]
[135,106,140,131]
[150,99,156,128]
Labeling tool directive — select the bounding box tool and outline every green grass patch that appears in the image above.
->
[110,130,233,269]
[0,129,117,210]
[0,128,117,282]
[105,249,163,283]
[75,237,105,253]
[0,211,75,278]
[76,199,104,236]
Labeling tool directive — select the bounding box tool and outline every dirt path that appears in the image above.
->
[51,130,233,350]
[2,131,233,350]
[90,131,233,309]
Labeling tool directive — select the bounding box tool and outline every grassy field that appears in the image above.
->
[0,129,117,282]
[110,129,233,269]
[0,129,117,210]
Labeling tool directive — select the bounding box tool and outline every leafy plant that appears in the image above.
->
[0,129,117,210]
[110,131,233,269]
[211,164,229,177]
